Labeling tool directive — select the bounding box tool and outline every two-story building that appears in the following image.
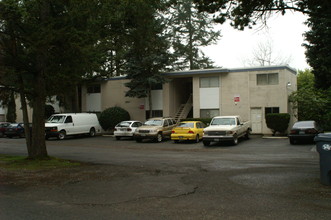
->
[81,65,297,134]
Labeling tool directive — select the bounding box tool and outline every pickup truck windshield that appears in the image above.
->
[211,118,236,126]
[48,115,65,123]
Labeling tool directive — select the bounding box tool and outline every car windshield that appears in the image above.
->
[178,122,194,128]
[47,115,66,123]
[144,119,162,126]
[211,118,236,126]
[116,121,131,127]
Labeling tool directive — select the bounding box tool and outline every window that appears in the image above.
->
[87,85,101,93]
[65,116,73,123]
[145,110,163,118]
[257,73,279,85]
[265,107,279,117]
[200,109,219,118]
[200,77,219,88]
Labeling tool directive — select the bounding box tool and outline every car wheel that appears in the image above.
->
[136,138,142,143]
[289,138,296,145]
[116,136,121,140]
[58,131,66,140]
[195,134,200,143]
[174,140,179,143]
[0,132,3,138]
[232,135,238,145]
[156,133,163,142]
[7,135,12,138]
[89,128,96,137]
[203,140,210,146]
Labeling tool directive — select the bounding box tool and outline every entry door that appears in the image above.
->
[251,108,262,134]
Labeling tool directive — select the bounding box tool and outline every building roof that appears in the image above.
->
[103,65,297,81]
[164,65,297,77]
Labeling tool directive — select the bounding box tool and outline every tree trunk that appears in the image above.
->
[148,88,153,118]
[27,0,50,159]
[30,70,48,159]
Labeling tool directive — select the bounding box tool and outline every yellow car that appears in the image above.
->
[171,121,206,143]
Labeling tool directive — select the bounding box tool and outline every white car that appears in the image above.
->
[114,121,143,140]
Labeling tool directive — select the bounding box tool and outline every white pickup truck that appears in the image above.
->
[203,116,251,146]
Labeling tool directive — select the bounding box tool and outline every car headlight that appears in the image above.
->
[150,129,158,133]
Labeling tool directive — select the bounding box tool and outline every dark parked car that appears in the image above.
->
[5,123,27,138]
[288,121,323,144]
[0,122,10,137]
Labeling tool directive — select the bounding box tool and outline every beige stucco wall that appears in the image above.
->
[82,79,146,122]
[190,68,297,134]
[80,66,297,134]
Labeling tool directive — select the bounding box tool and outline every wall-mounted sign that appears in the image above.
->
[234,95,240,102]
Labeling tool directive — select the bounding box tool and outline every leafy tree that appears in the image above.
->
[194,0,331,89]
[169,0,221,70]
[289,69,331,128]
[0,0,110,159]
[124,0,172,118]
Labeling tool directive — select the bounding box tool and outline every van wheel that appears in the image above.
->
[58,131,66,140]
[89,128,96,137]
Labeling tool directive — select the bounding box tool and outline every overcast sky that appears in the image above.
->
[202,11,310,71]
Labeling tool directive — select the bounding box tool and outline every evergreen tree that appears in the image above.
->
[169,0,221,70]
[304,1,331,89]
[124,0,172,118]
[0,0,110,159]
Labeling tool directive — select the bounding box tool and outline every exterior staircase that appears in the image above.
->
[174,94,193,123]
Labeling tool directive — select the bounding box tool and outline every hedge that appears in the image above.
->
[265,113,290,136]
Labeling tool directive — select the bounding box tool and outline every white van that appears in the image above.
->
[45,113,101,140]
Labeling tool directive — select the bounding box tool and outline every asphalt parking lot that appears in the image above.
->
[1,135,331,219]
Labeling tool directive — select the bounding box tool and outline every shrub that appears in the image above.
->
[99,107,130,131]
[265,113,290,135]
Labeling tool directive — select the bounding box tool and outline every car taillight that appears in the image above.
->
[290,130,298,134]
[172,130,175,134]
[127,128,132,131]
[114,128,117,131]
[188,130,194,134]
